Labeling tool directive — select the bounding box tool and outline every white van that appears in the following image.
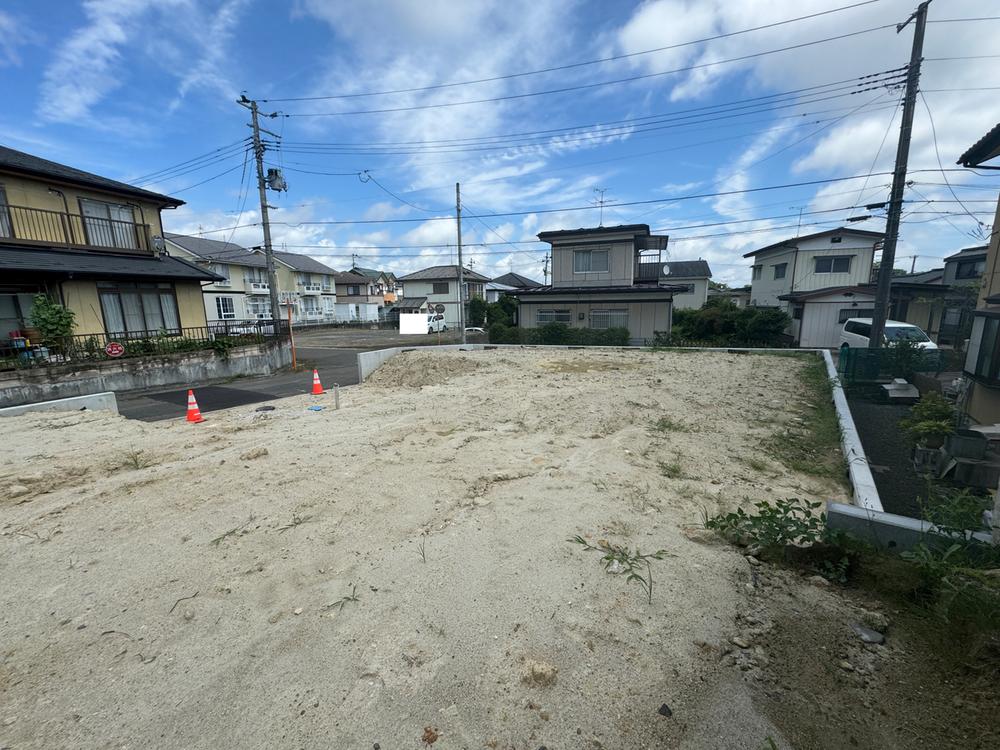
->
[427,314,448,334]
[839,318,937,350]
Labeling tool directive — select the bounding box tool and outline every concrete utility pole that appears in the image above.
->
[869,0,931,349]
[543,254,550,285]
[456,182,467,344]
[238,95,282,326]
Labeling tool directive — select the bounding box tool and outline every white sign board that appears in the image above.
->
[399,313,429,335]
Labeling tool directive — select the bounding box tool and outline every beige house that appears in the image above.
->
[0,145,215,339]
[662,260,712,309]
[514,224,681,344]
[957,123,1000,425]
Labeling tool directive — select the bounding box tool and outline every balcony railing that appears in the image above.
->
[299,283,322,294]
[247,281,270,293]
[0,203,153,252]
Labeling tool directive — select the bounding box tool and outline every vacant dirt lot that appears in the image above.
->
[1,349,993,749]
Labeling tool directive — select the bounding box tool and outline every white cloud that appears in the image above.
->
[0,10,39,67]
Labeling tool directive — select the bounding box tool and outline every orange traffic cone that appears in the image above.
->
[186,389,205,423]
[311,369,324,395]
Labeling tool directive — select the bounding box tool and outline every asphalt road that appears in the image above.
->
[116,327,484,422]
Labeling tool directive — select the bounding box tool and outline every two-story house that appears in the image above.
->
[396,265,491,329]
[269,251,338,324]
[0,146,217,340]
[350,266,400,307]
[512,224,683,344]
[165,232,265,323]
[662,260,712,309]
[744,227,883,348]
[333,270,382,322]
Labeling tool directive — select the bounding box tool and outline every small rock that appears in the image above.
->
[239,446,269,461]
[607,560,624,574]
[839,660,855,672]
[255,405,276,412]
[807,575,830,587]
[850,623,885,645]
[657,703,673,717]
[183,609,194,621]
[267,612,282,624]
[730,636,751,649]
[421,726,439,745]
[293,608,304,616]
[76,623,87,630]
[860,609,890,633]
[8,485,30,498]
[522,659,558,687]
[745,555,761,566]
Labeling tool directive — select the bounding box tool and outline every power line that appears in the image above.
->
[130,138,249,183]
[281,24,899,117]
[260,1,882,103]
[132,141,250,186]
[169,157,249,194]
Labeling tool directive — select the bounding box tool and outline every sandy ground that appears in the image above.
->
[1,349,992,749]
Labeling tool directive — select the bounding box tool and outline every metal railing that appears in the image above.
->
[1,203,153,252]
[2,319,286,371]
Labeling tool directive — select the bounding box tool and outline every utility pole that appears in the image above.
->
[238,94,282,328]
[456,182,467,344]
[869,0,931,349]
[543,254,550,285]
[910,255,917,274]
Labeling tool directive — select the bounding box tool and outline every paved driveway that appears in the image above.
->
[116,327,488,422]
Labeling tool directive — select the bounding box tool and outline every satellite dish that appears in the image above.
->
[434,304,445,313]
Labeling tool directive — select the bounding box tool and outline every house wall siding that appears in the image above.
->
[550,240,635,288]
[668,277,709,309]
[0,172,167,250]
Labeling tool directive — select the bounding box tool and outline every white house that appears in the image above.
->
[397,265,491,328]
[661,260,712,309]
[745,227,883,310]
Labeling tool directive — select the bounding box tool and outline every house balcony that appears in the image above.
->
[299,284,322,295]
[1,203,154,253]
[248,281,270,293]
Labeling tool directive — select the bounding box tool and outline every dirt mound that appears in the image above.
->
[365,349,483,388]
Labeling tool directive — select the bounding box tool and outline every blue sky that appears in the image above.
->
[2,0,998,284]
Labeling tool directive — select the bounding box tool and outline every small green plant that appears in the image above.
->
[658,459,683,479]
[568,535,668,604]
[652,416,689,433]
[900,393,956,447]
[704,498,825,549]
[919,486,990,537]
[818,555,851,584]
[742,456,769,473]
[323,583,360,613]
[30,294,75,344]
[119,447,153,470]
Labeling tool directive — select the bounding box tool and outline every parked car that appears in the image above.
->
[839,318,938,350]
[464,327,486,334]
[427,314,448,334]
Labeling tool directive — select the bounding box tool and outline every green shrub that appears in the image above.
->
[663,299,790,346]
[30,294,76,343]
[900,393,956,446]
[704,498,825,549]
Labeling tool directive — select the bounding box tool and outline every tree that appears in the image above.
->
[670,298,790,345]
[468,297,488,327]
[708,280,730,290]
[485,295,518,327]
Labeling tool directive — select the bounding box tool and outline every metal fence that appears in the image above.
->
[2,319,286,371]
[837,345,965,384]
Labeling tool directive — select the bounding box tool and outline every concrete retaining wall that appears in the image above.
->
[1,340,292,408]
[827,501,992,551]
[0,391,118,417]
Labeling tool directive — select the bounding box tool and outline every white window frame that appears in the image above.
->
[815,256,853,274]
[573,249,610,273]
[537,309,571,323]
[216,296,236,320]
[752,265,763,280]
[773,263,787,280]
[590,309,628,330]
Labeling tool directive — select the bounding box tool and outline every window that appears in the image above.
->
[80,198,138,249]
[830,236,843,244]
[432,282,450,295]
[773,263,787,280]
[537,309,571,323]
[573,249,610,273]
[814,256,852,274]
[590,309,628,329]
[216,296,236,320]
[212,263,230,285]
[0,186,11,239]
[752,265,762,280]
[974,316,1000,380]
[98,282,180,334]
[347,284,361,296]
[792,306,803,320]
[955,259,985,279]
[299,273,312,285]
[301,297,320,313]
[844,320,872,337]
[839,308,874,323]
[245,267,268,284]
[942,307,963,327]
